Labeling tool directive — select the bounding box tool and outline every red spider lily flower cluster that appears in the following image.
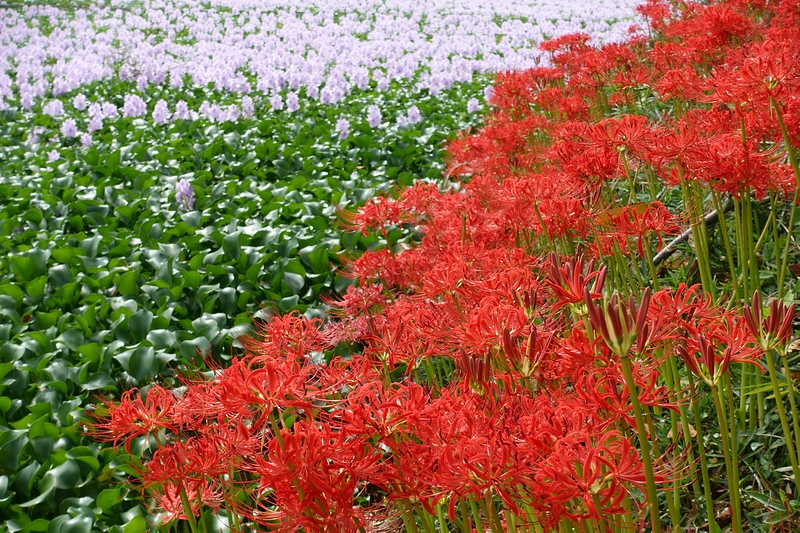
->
[88,1,800,531]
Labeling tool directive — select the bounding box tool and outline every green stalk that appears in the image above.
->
[710,382,742,533]
[723,373,743,533]
[417,504,436,533]
[687,376,717,531]
[618,355,662,533]
[591,494,609,533]
[780,352,800,469]
[400,500,420,533]
[663,356,700,500]
[710,192,737,301]
[179,485,201,533]
[436,502,449,532]
[458,498,471,533]
[682,179,715,298]
[469,498,485,533]
[771,97,800,299]
[764,348,800,491]
[643,239,660,291]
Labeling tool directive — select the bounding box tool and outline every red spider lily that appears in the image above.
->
[89,386,176,453]
[338,195,417,237]
[596,202,681,257]
[585,288,652,357]
[249,420,383,532]
[545,252,608,312]
[241,312,326,363]
[459,347,492,390]
[677,313,763,386]
[743,292,796,352]
[152,479,222,525]
[501,325,557,379]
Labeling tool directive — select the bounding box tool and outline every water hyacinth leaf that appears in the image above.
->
[282,271,305,295]
[127,310,153,343]
[127,347,157,381]
[116,271,139,297]
[146,329,176,350]
[222,231,242,260]
[299,244,329,274]
[96,488,122,513]
[48,265,72,288]
[219,287,237,314]
[21,519,48,532]
[0,285,24,306]
[180,337,211,360]
[58,515,93,533]
[56,330,84,352]
[122,516,146,533]
[80,373,116,391]
[0,433,27,471]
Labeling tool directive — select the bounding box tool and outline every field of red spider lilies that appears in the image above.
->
[90,0,800,531]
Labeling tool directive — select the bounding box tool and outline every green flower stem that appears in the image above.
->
[458,499,471,533]
[618,355,662,533]
[771,97,800,299]
[436,502,449,532]
[663,356,701,500]
[591,494,609,533]
[710,381,742,533]
[179,485,201,533]
[400,501,420,533]
[469,498,485,533]
[681,179,715,299]
[643,239,660,291]
[723,373,743,533]
[417,504,436,533]
[743,194,761,295]
[507,510,518,532]
[764,349,800,491]
[687,375,717,531]
[780,352,800,468]
[710,192,737,301]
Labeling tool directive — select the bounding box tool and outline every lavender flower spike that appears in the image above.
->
[176,179,196,210]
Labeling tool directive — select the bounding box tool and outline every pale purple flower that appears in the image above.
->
[397,114,408,127]
[285,92,299,112]
[101,103,118,119]
[367,104,381,128]
[20,91,33,110]
[80,133,92,147]
[61,118,78,138]
[335,118,350,140]
[240,96,254,119]
[377,77,389,92]
[123,94,146,118]
[72,94,87,111]
[467,98,481,113]
[88,114,103,133]
[152,99,170,124]
[176,179,195,210]
[270,94,283,111]
[28,126,45,144]
[43,100,64,117]
[484,85,494,102]
[174,100,190,120]
[169,71,184,89]
[407,105,421,124]
[222,105,240,122]
[47,150,59,163]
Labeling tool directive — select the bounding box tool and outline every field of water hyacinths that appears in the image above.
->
[5,0,800,531]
